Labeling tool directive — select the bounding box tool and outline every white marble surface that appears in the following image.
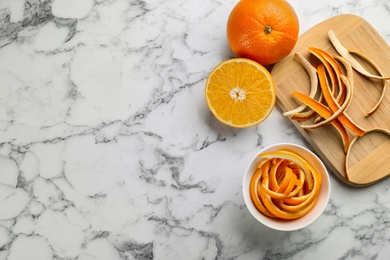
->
[0,0,390,259]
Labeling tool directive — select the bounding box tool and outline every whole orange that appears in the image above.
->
[227,0,299,66]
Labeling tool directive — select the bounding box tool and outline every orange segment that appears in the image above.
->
[205,58,276,128]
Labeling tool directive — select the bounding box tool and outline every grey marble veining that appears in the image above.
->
[0,0,390,259]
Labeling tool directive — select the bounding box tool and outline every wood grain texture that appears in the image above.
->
[272,14,390,187]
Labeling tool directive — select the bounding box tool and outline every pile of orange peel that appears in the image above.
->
[250,150,322,220]
[283,30,390,181]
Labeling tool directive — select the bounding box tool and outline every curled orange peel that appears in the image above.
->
[249,150,322,220]
[309,47,339,97]
[286,47,364,140]
[317,64,364,137]
[283,38,387,182]
[297,65,352,130]
[328,32,387,117]
[250,161,275,218]
[284,52,319,117]
[328,30,390,80]
[334,55,354,110]
[292,91,351,153]
[348,49,387,117]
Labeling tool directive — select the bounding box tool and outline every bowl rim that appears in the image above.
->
[242,143,331,231]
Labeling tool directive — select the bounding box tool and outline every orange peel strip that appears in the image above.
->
[348,49,387,117]
[249,159,275,218]
[275,193,318,213]
[298,65,352,129]
[284,52,319,117]
[328,30,390,80]
[276,159,290,178]
[268,158,284,192]
[283,172,299,196]
[307,49,342,124]
[275,167,293,194]
[316,64,366,137]
[292,92,350,153]
[309,47,338,97]
[290,110,317,121]
[334,55,354,111]
[316,48,347,104]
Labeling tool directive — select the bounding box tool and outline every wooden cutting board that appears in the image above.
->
[272,14,390,187]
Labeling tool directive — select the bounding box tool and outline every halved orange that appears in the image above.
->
[205,58,276,128]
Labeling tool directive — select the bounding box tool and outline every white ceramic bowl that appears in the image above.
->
[242,143,331,231]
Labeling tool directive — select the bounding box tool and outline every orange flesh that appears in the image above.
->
[205,58,276,128]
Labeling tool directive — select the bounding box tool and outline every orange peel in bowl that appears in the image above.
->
[249,149,322,220]
[243,144,330,231]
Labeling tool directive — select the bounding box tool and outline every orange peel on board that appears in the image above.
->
[328,30,388,117]
[328,30,390,80]
[283,53,319,117]
[284,30,390,181]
